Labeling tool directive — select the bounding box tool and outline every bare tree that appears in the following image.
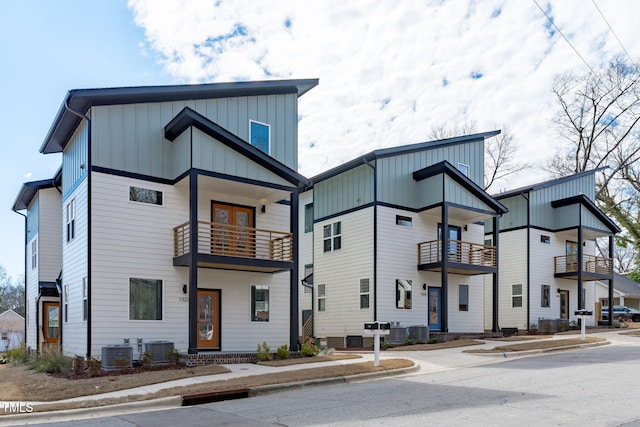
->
[430,121,529,191]
[0,266,24,317]
[547,56,640,261]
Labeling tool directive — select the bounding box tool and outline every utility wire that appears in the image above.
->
[531,0,597,76]
[591,0,635,64]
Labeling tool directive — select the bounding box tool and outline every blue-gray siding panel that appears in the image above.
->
[530,174,596,229]
[26,195,39,243]
[415,175,443,208]
[443,175,493,212]
[314,164,374,219]
[582,207,613,232]
[62,120,89,197]
[91,93,299,180]
[552,204,580,230]
[490,194,528,232]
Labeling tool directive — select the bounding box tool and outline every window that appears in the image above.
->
[459,284,469,311]
[541,285,550,308]
[360,279,370,309]
[250,120,270,154]
[304,264,313,294]
[512,284,523,308]
[323,222,342,252]
[129,278,163,320]
[82,278,88,321]
[540,235,550,244]
[1,333,6,341]
[251,285,269,322]
[396,215,413,227]
[66,199,75,242]
[31,238,37,269]
[458,162,470,177]
[64,285,68,323]
[129,186,163,205]
[304,203,314,233]
[396,279,412,309]
[317,284,326,312]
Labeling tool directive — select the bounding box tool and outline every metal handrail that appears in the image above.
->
[417,239,496,267]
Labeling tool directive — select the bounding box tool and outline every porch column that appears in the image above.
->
[492,216,499,332]
[289,190,300,351]
[608,234,614,327]
[188,171,198,354]
[441,203,449,332]
[577,227,584,310]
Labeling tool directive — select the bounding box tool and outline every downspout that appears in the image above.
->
[363,157,377,321]
[290,189,300,351]
[522,191,531,331]
[64,101,92,358]
[14,210,28,352]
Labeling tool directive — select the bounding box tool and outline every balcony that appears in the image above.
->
[553,254,612,281]
[417,239,496,275]
[173,221,293,273]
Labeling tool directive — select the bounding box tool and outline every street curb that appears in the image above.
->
[249,363,420,396]
[0,396,182,427]
[469,340,610,357]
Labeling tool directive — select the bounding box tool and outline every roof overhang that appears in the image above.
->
[551,194,621,234]
[40,79,319,154]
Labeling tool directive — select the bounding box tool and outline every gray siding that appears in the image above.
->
[443,175,493,212]
[91,93,299,180]
[27,195,39,243]
[530,174,595,229]
[489,194,528,233]
[581,207,611,232]
[415,175,443,208]
[552,204,580,230]
[62,120,89,198]
[314,164,374,220]
[377,139,484,208]
[191,129,292,187]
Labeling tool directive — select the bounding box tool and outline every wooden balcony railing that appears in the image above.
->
[418,239,496,267]
[173,221,293,262]
[554,254,612,275]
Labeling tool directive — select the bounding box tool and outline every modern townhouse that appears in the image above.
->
[13,79,318,363]
[486,169,620,331]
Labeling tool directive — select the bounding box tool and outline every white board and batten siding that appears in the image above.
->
[496,229,528,330]
[313,207,374,338]
[89,172,188,358]
[298,191,314,323]
[61,179,89,357]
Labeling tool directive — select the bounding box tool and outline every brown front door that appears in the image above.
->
[197,289,220,349]
[559,290,570,320]
[211,202,255,257]
[43,302,60,344]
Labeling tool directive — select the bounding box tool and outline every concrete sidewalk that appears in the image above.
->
[0,328,626,426]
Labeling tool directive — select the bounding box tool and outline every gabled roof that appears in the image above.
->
[40,79,319,154]
[610,273,640,297]
[310,130,500,184]
[413,161,508,214]
[0,309,25,321]
[494,167,608,199]
[12,167,62,211]
[165,107,310,189]
[551,194,621,233]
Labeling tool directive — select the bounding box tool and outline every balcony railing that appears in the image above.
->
[554,254,612,275]
[174,221,293,262]
[418,239,496,267]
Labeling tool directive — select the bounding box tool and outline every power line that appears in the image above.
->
[531,0,597,76]
[591,0,635,64]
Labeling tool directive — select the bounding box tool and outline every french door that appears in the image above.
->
[566,241,579,272]
[197,289,220,349]
[211,202,255,257]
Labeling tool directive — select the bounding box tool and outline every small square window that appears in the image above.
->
[396,215,413,227]
[458,163,470,177]
[540,235,551,244]
[250,120,270,154]
[129,186,163,205]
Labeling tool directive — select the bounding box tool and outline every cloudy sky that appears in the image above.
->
[1,0,638,280]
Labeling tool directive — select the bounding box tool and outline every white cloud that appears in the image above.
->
[128,0,640,189]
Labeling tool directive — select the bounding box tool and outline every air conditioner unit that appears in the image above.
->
[387,327,408,344]
[144,341,175,363]
[102,345,133,370]
[408,325,429,341]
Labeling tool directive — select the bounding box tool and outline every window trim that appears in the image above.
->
[459,284,469,311]
[251,285,270,322]
[457,162,470,177]
[512,284,523,308]
[129,278,164,321]
[304,203,314,233]
[129,186,164,206]
[249,120,271,154]
[360,278,370,310]
[396,279,412,310]
[31,238,37,270]
[395,215,413,228]
[323,221,342,253]
[66,199,75,243]
[540,235,551,244]
[317,284,326,312]
[541,284,550,308]
[82,277,88,321]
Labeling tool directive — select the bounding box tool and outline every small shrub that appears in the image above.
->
[166,348,181,366]
[381,341,395,350]
[404,338,417,346]
[529,324,538,334]
[300,342,320,357]
[87,357,102,375]
[256,341,273,361]
[6,344,30,365]
[114,356,131,369]
[139,351,154,368]
[613,319,629,329]
[33,347,70,373]
[276,344,290,360]
[72,355,85,374]
[427,337,440,344]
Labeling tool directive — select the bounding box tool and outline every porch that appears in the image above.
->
[173,221,293,273]
[554,254,613,281]
[417,239,497,275]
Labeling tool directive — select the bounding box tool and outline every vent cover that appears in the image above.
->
[101,345,133,370]
[144,341,175,363]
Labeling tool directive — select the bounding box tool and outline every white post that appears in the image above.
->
[581,315,587,341]
[374,333,380,367]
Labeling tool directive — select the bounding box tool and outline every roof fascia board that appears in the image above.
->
[12,179,56,211]
[551,194,621,233]
[495,167,608,200]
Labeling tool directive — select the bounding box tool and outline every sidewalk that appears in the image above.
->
[0,328,625,426]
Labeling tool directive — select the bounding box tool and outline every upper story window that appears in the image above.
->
[129,186,163,206]
[323,222,342,252]
[540,235,551,244]
[66,199,75,242]
[457,162,470,177]
[305,203,314,233]
[31,238,37,269]
[396,215,413,227]
[250,120,270,154]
